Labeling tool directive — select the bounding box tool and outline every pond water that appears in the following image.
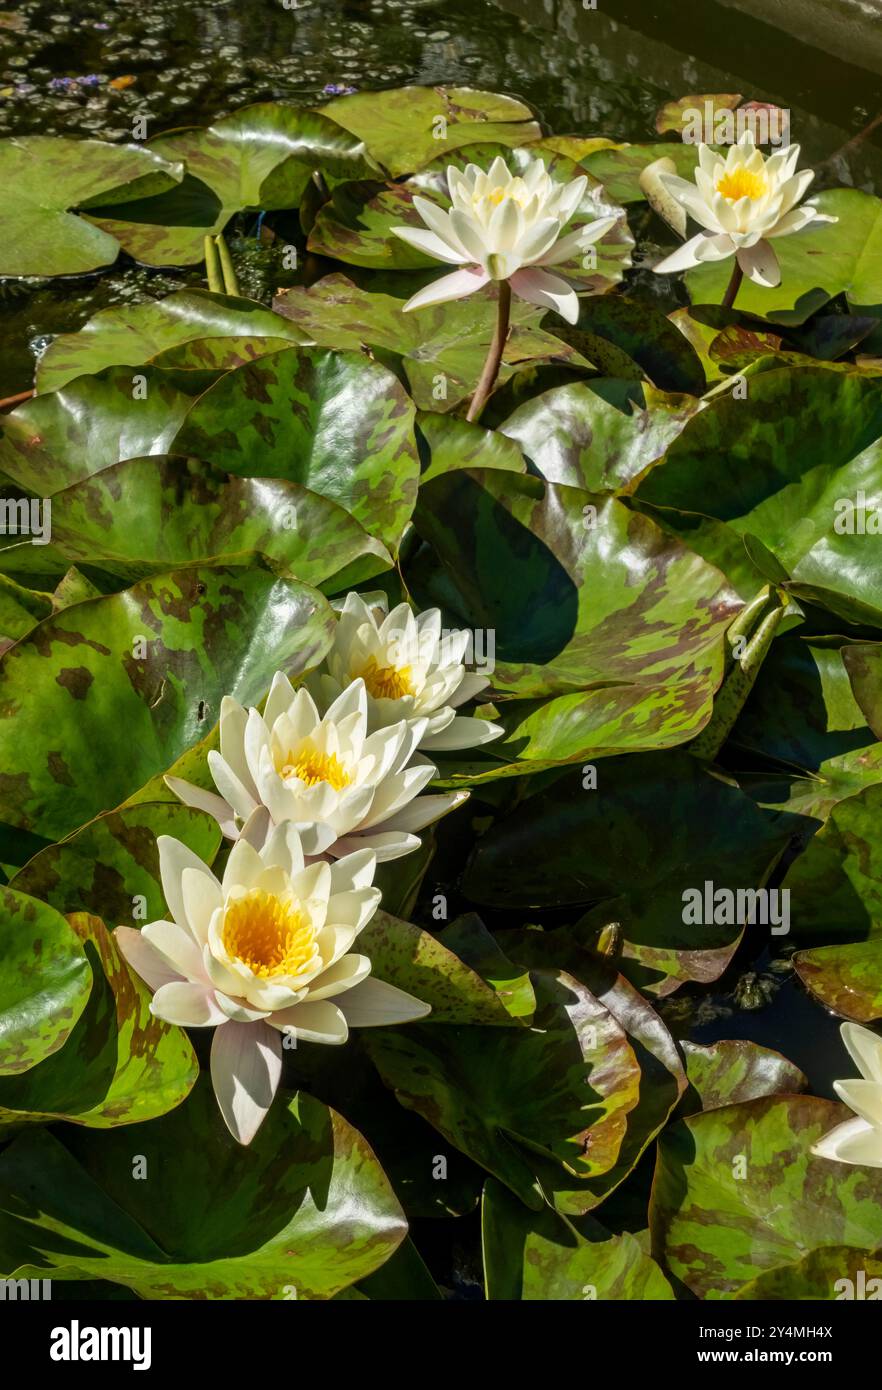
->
[3,0,879,1093]
[3,0,881,398]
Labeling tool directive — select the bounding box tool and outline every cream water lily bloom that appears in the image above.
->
[653,129,835,287]
[168,673,467,861]
[812,1023,882,1168]
[306,592,503,752]
[392,154,618,324]
[116,823,429,1144]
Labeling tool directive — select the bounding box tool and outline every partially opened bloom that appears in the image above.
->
[306,592,503,753]
[116,824,429,1144]
[168,673,467,861]
[392,154,618,324]
[812,1022,882,1168]
[653,130,835,287]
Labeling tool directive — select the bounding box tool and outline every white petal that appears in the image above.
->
[654,232,733,274]
[142,916,209,982]
[210,1019,282,1145]
[157,835,218,934]
[115,926,183,993]
[402,266,490,313]
[812,1116,882,1167]
[842,1022,882,1084]
[736,238,780,287]
[267,999,349,1045]
[392,225,467,264]
[151,980,228,1027]
[378,789,469,833]
[834,1079,882,1129]
[509,266,579,324]
[420,716,505,751]
[306,954,372,1001]
[163,777,238,839]
[207,752,258,823]
[336,976,431,1027]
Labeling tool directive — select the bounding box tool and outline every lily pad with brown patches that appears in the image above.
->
[482,1177,674,1299]
[9,802,222,926]
[0,887,92,1076]
[48,454,392,592]
[364,969,641,1209]
[316,85,541,177]
[0,564,335,840]
[0,912,196,1128]
[171,345,419,553]
[0,1077,405,1298]
[650,1095,882,1299]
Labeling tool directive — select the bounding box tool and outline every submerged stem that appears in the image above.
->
[215,234,241,297]
[721,258,744,311]
[466,279,512,423]
[204,234,223,294]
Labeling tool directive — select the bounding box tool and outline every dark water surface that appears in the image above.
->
[3,0,880,1091]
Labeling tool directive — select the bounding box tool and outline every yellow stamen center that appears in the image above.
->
[222,890,317,979]
[278,743,351,789]
[715,167,767,202]
[358,655,415,701]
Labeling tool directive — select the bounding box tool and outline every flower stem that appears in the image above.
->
[721,259,744,311]
[466,279,512,423]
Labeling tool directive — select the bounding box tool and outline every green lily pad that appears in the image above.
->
[551,295,706,395]
[85,104,377,266]
[498,381,699,493]
[438,914,536,1022]
[655,94,742,137]
[651,1095,882,1298]
[464,752,790,994]
[35,290,306,394]
[635,365,882,612]
[580,141,702,204]
[272,272,577,411]
[317,85,541,176]
[733,1246,882,1300]
[0,1077,405,1298]
[48,454,392,590]
[0,366,195,497]
[365,969,641,1209]
[493,929,686,1209]
[482,1178,674,1299]
[685,190,882,324]
[170,345,419,553]
[357,910,518,1026]
[416,412,527,483]
[0,887,91,1076]
[730,636,876,775]
[0,912,197,1128]
[843,644,882,739]
[0,136,182,276]
[680,1040,807,1114]
[8,802,222,925]
[0,574,53,646]
[783,782,882,944]
[795,940,882,1022]
[411,467,739,697]
[0,564,334,840]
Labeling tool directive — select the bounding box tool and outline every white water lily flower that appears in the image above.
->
[167,673,467,861]
[116,823,430,1144]
[306,592,504,753]
[392,153,618,324]
[653,130,836,287]
[812,1023,882,1168]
